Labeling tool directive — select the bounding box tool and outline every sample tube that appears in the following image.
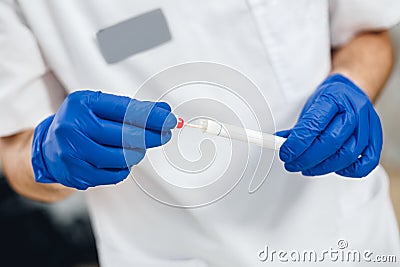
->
[176,118,286,151]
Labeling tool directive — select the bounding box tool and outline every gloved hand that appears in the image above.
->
[277,74,382,178]
[31,90,177,190]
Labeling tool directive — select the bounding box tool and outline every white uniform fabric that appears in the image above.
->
[1,0,400,266]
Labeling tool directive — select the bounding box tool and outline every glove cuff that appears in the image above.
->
[322,73,352,86]
[31,115,57,183]
[325,73,369,95]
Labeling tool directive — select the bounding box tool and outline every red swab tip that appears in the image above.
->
[177,118,184,128]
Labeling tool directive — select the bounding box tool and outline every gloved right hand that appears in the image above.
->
[31,90,177,190]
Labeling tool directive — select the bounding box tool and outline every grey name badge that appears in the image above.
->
[96,9,171,64]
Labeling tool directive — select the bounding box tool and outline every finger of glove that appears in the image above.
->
[352,105,370,157]
[155,101,172,111]
[303,107,371,176]
[88,91,130,122]
[279,97,338,162]
[285,112,355,172]
[89,92,173,120]
[88,92,176,130]
[89,118,172,149]
[275,129,291,138]
[79,137,145,169]
[64,156,130,189]
[123,127,172,149]
[335,111,382,178]
[124,100,177,131]
[302,135,359,176]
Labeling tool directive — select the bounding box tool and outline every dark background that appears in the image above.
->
[0,175,98,267]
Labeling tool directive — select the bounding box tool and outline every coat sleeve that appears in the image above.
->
[0,0,65,136]
[329,0,400,47]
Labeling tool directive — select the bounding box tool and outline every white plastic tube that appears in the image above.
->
[184,119,286,150]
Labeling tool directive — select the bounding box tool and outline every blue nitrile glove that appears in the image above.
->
[276,74,382,178]
[31,90,177,190]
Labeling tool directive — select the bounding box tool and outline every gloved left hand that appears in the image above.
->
[277,74,382,178]
[31,90,177,190]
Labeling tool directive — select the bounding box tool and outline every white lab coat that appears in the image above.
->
[1,0,400,266]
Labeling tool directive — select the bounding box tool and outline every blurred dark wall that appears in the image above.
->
[0,175,98,267]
